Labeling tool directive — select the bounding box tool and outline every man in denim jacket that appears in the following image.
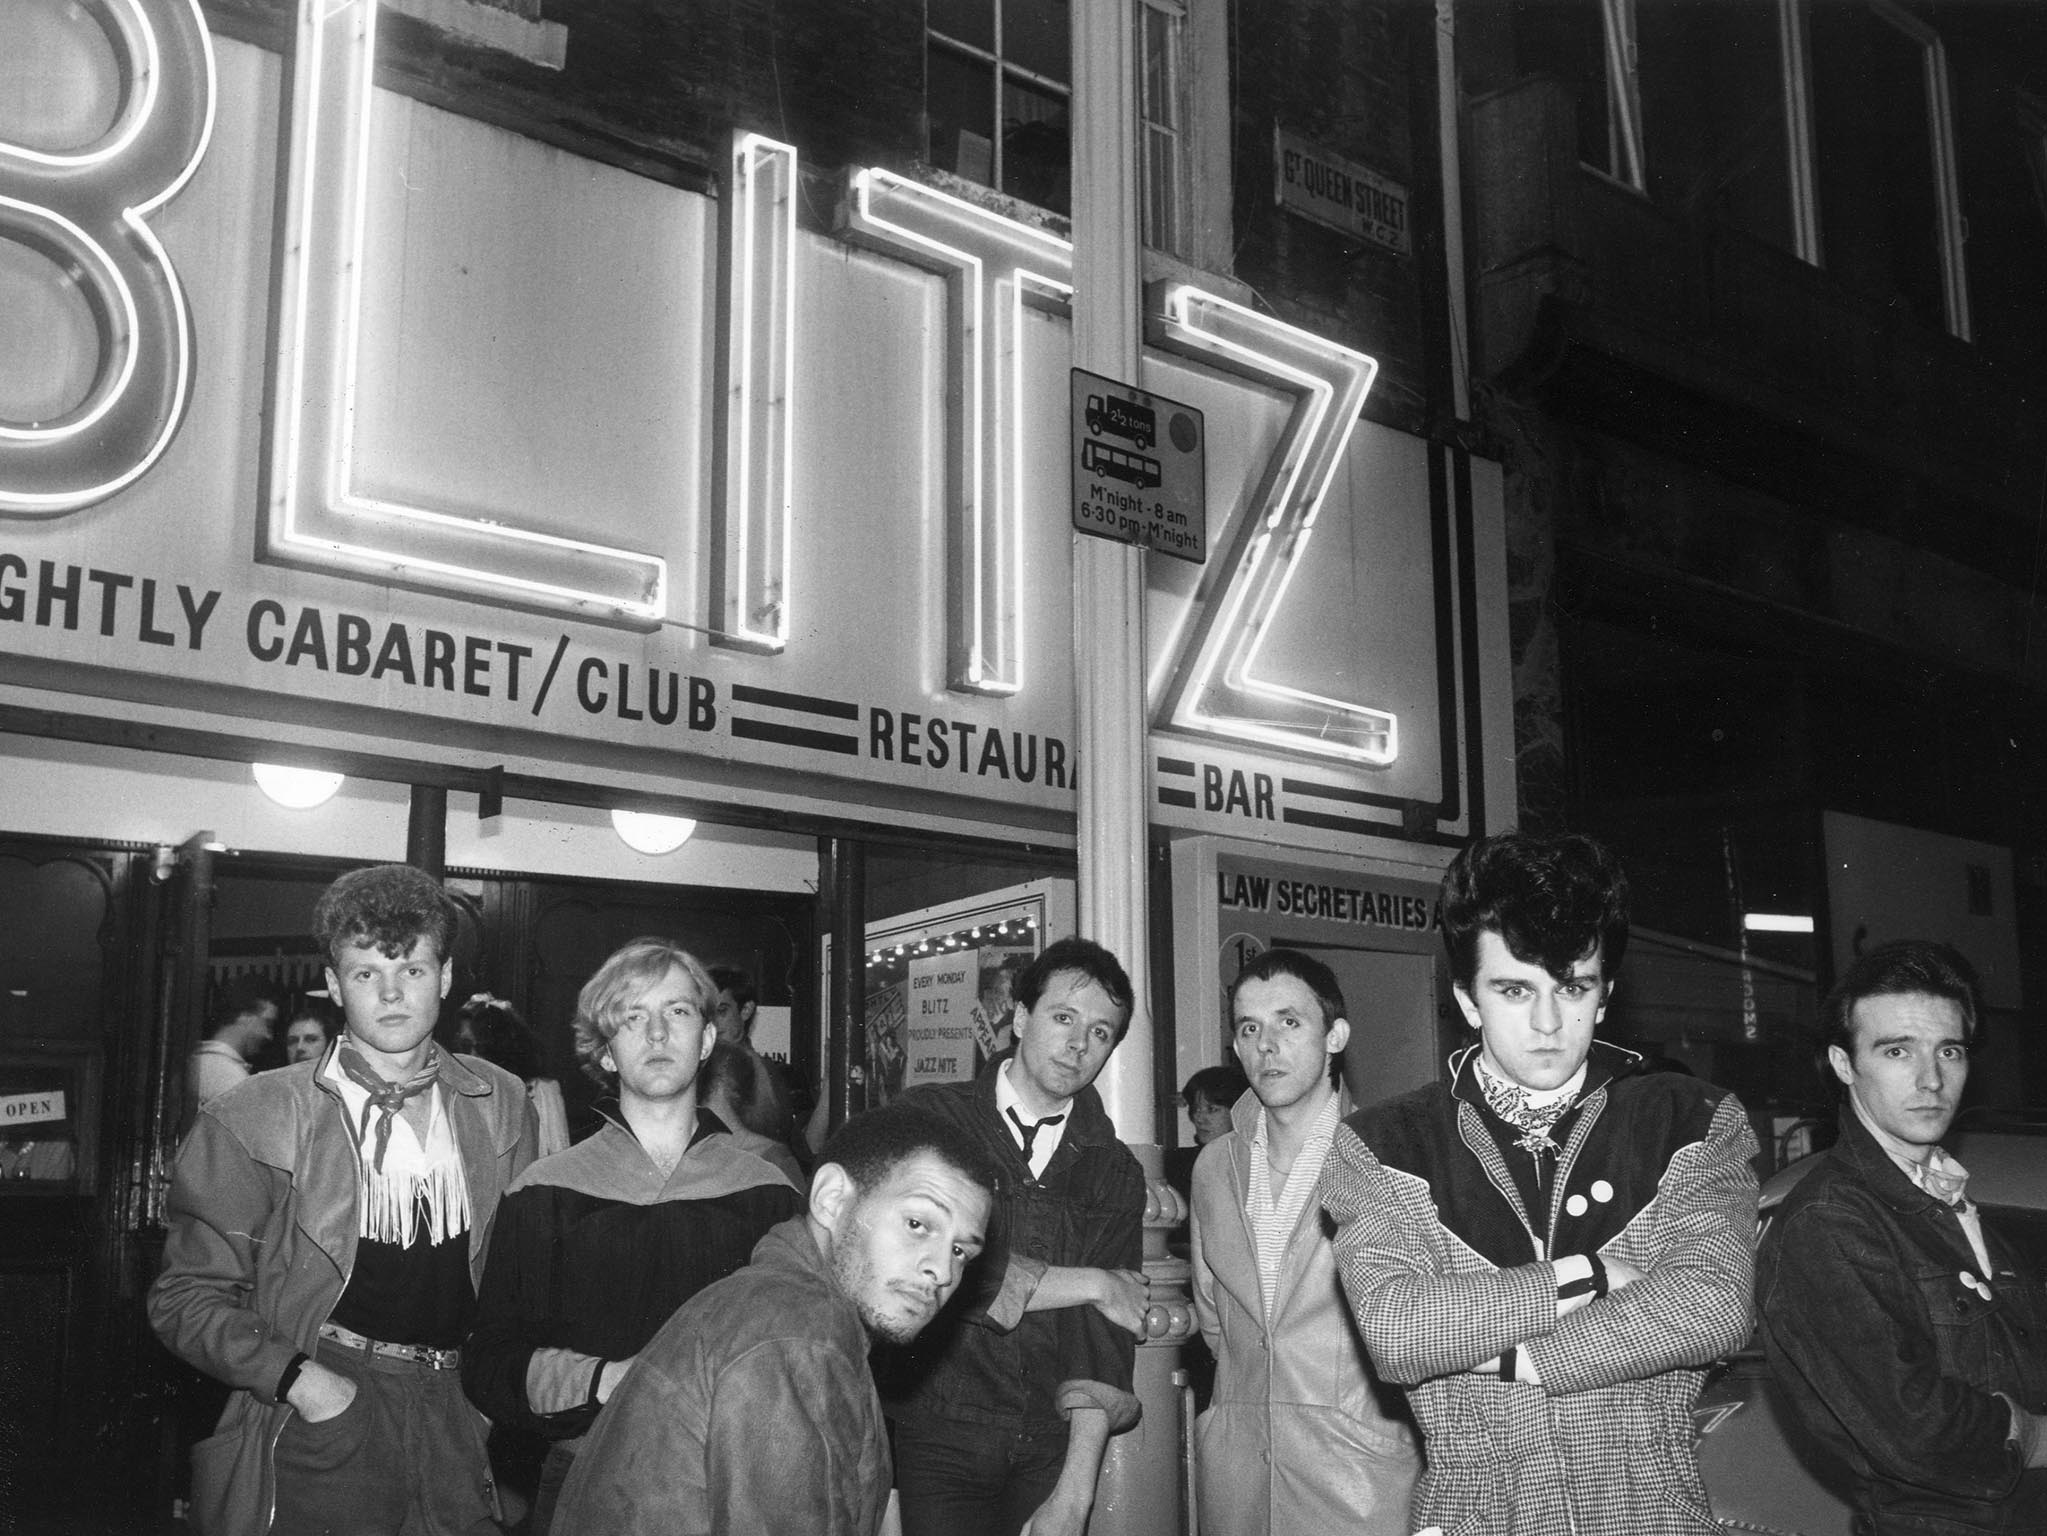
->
[1760,940,2047,1535]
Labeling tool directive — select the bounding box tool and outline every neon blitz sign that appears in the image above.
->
[0,0,1397,771]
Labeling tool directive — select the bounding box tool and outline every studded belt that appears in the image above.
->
[317,1320,461,1371]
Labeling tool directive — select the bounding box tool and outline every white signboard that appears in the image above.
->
[904,952,978,1086]
[0,1089,67,1127]
[1070,369,1207,563]
[1274,127,1411,256]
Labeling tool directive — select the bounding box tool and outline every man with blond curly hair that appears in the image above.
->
[463,937,802,1534]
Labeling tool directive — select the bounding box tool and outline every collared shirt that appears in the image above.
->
[1877,1139,1994,1280]
[1246,1093,1342,1319]
[995,1058,1073,1178]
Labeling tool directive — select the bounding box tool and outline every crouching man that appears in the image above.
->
[551,1102,997,1536]
[1759,940,2047,1534]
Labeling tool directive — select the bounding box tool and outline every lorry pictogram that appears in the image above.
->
[1085,393,1155,449]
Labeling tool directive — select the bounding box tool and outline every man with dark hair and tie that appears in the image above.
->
[882,935,1151,1536]
[151,863,535,1536]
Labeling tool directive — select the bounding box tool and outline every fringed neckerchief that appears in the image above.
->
[330,1046,472,1248]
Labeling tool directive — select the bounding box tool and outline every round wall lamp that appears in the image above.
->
[610,809,697,855]
[252,763,346,809]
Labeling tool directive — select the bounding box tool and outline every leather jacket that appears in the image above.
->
[1759,1110,2047,1535]
[148,1046,534,1536]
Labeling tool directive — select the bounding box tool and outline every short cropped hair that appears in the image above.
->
[571,938,717,1089]
[819,1102,999,1204]
[313,864,458,968]
[211,975,282,1030]
[287,1000,340,1042]
[1228,947,1345,1031]
[1181,1063,1249,1112]
[1014,936,1136,1040]
[1441,833,1630,992]
[707,965,756,1012]
[1822,939,1982,1066]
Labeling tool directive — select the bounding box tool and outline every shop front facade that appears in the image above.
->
[3,0,1511,1525]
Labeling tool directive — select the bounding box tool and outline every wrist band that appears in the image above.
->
[1499,1345,1518,1382]
[587,1358,608,1407]
[276,1352,309,1403]
[1589,1253,1609,1299]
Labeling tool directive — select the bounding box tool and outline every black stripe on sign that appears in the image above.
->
[1156,757,1196,777]
[730,683,859,719]
[1281,806,1384,836]
[731,719,860,755]
[1158,788,1197,809]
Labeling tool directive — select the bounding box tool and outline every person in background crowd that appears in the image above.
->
[1192,949,1419,1535]
[708,963,800,1145]
[281,1000,338,1066]
[881,936,1150,1536]
[453,992,570,1159]
[1183,1063,1250,1149]
[186,981,281,1107]
[550,1103,997,1536]
[704,1040,807,1187]
[150,863,534,1536]
[1760,940,2047,1534]
[1324,832,1758,1536]
[462,938,802,1536]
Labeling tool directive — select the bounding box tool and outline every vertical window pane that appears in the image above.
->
[1945,5,2047,369]
[929,41,998,186]
[1810,4,1945,329]
[1638,0,1793,252]
[1005,0,1070,85]
[1515,0,1616,177]
[1001,73,1069,213]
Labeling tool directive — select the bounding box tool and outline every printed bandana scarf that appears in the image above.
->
[1475,1056,1580,1158]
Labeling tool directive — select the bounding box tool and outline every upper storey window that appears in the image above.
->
[927,0,1074,215]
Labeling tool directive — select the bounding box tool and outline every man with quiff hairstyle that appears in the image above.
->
[151,863,534,1536]
[1323,832,1758,1536]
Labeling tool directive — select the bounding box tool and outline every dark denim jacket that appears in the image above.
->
[1758,1112,2047,1536]
[878,1060,1144,1434]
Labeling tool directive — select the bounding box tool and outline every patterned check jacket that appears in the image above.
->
[1321,1042,1759,1536]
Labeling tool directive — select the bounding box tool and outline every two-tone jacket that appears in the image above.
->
[1322,1042,1758,1536]
[1759,1110,2047,1535]
[1191,1090,1420,1535]
[463,1104,801,1439]
[148,1046,534,1536]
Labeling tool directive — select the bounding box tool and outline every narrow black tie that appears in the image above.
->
[1006,1106,1065,1159]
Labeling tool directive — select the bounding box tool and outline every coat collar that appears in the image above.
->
[1446,1037,1639,1109]
[1829,1104,1953,1217]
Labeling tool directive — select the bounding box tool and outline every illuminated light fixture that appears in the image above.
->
[264,0,666,620]
[1151,284,1394,767]
[0,0,215,513]
[838,169,1075,697]
[713,132,799,653]
[1743,913,1815,934]
[610,809,696,856]
[252,763,346,809]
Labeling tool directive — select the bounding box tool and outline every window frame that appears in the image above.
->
[925,1,1073,210]
[1137,0,1188,255]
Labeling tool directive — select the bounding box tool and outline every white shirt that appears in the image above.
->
[995,1059,1072,1179]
